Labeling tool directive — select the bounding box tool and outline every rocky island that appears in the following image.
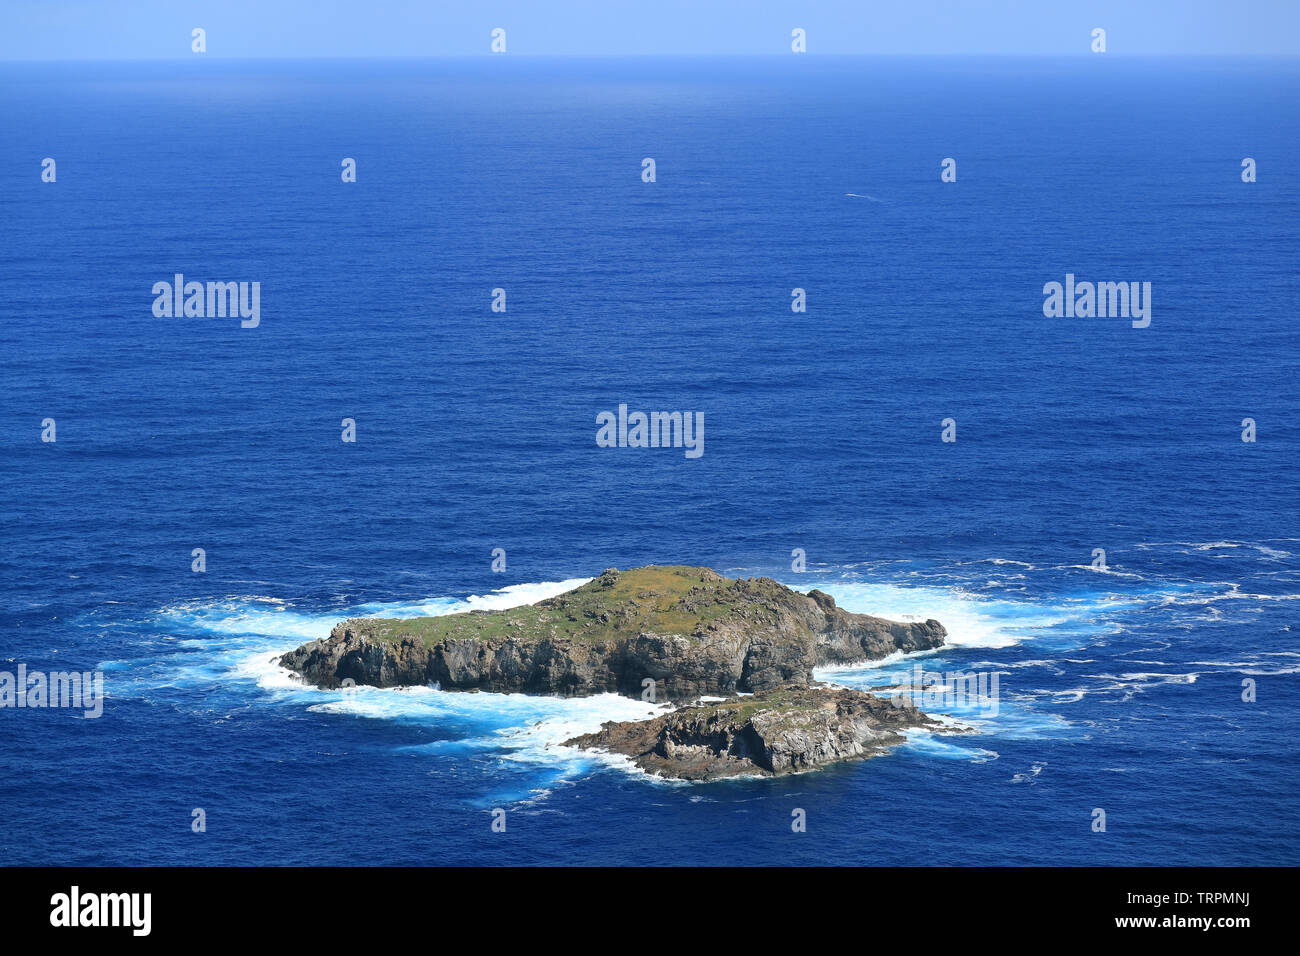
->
[565,684,943,780]
[279,565,951,778]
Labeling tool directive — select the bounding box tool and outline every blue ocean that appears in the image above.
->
[2,56,1297,865]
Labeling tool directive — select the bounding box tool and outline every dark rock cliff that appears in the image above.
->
[564,684,945,780]
[279,566,946,702]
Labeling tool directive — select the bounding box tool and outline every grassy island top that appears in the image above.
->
[345,565,798,648]
[688,686,812,723]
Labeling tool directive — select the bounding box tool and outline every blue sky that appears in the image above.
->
[4,0,1298,58]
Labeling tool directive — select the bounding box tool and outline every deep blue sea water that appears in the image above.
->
[2,56,1298,865]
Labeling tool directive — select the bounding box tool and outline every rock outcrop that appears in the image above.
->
[279,566,946,702]
[564,684,942,780]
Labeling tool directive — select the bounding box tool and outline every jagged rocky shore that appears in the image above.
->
[278,565,952,778]
[565,684,943,780]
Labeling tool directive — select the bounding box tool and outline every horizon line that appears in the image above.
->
[5,52,1300,63]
